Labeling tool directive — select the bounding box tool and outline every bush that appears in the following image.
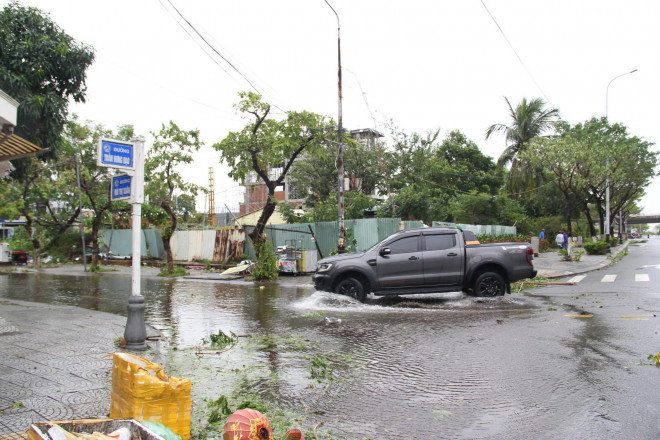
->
[583,239,608,255]
[610,237,619,247]
[476,233,531,243]
[252,240,278,280]
[45,231,84,261]
[539,238,551,252]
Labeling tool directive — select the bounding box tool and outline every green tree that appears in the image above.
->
[0,155,82,267]
[485,97,559,195]
[567,118,656,235]
[300,191,376,223]
[145,121,203,274]
[287,133,384,207]
[388,129,503,223]
[0,2,94,176]
[173,193,197,225]
[523,136,585,236]
[525,118,657,237]
[213,92,332,253]
[448,193,526,227]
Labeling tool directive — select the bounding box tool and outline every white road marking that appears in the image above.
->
[635,274,650,282]
[568,275,587,284]
[601,274,617,283]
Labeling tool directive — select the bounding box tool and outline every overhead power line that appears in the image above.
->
[158,0,287,113]
[480,0,552,105]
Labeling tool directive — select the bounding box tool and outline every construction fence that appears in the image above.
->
[100,219,516,263]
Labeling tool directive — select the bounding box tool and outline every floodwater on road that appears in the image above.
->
[0,270,645,439]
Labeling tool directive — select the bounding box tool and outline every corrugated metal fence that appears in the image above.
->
[169,228,246,262]
[99,229,165,259]
[431,221,517,236]
[101,219,516,262]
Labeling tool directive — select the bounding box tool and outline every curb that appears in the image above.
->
[538,240,631,280]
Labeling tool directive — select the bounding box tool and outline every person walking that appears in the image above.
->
[562,230,569,249]
[555,230,565,249]
[539,229,545,239]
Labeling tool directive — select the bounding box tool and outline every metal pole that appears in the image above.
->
[605,68,637,252]
[74,154,87,271]
[323,0,345,253]
[124,137,146,350]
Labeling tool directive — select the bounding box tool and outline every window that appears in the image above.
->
[387,236,419,254]
[288,183,302,200]
[424,234,456,251]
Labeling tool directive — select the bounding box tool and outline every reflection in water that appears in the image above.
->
[2,272,588,440]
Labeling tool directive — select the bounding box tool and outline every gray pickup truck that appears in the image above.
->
[312,227,537,302]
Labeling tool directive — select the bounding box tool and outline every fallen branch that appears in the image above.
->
[313,421,325,440]
[520,281,576,286]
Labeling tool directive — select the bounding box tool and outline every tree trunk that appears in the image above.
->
[582,203,597,237]
[593,197,605,236]
[563,193,572,238]
[91,215,101,270]
[163,234,174,274]
[22,212,40,268]
[161,202,177,274]
[248,193,277,256]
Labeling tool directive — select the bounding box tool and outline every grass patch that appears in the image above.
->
[252,334,313,352]
[158,265,188,277]
[611,250,628,264]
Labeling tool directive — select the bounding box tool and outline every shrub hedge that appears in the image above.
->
[583,240,608,255]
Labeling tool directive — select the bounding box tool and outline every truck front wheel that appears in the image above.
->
[473,271,505,297]
[335,277,366,302]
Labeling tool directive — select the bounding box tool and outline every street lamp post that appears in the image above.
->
[604,68,637,251]
[323,0,346,253]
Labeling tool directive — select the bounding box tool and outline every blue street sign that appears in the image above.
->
[100,140,134,168]
[111,174,132,201]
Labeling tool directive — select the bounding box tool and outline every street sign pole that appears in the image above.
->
[125,137,146,351]
[97,137,147,350]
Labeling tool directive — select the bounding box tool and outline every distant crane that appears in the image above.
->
[208,167,215,227]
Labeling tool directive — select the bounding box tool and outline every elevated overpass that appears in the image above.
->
[628,214,660,224]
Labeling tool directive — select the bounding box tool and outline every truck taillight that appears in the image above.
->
[526,248,534,266]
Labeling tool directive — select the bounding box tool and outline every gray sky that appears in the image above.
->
[7,0,660,217]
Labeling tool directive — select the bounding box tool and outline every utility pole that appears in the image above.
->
[605,68,637,251]
[323,0,346,253]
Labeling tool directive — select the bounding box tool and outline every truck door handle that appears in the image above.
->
[409,256,419,261]
[447,252,458,257]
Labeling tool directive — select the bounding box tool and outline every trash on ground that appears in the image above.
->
[223,409,272,440]
[220,263,252,276]
[141,421,181,440]
[110,352,192,440]
[28,419,167,440]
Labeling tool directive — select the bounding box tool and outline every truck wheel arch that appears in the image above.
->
[472,270,506,297]
[332,272,371,299]
[334,277,367,302]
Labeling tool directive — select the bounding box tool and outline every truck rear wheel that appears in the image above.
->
[473,271,505,297]
[335,277,366,302]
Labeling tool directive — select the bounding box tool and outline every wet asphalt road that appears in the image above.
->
[1,240,658,439]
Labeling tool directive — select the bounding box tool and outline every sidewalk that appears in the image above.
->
[533,241,630,279]
[0,240,630,437]
[0,299,164,438]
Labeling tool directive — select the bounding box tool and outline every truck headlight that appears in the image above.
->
[317,262,333,273]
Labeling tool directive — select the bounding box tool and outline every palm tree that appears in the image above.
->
[486,97,559,195]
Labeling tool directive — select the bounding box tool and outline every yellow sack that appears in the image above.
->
[109,352,191,440]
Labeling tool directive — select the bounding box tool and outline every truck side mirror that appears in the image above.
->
[379,247,391,256]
